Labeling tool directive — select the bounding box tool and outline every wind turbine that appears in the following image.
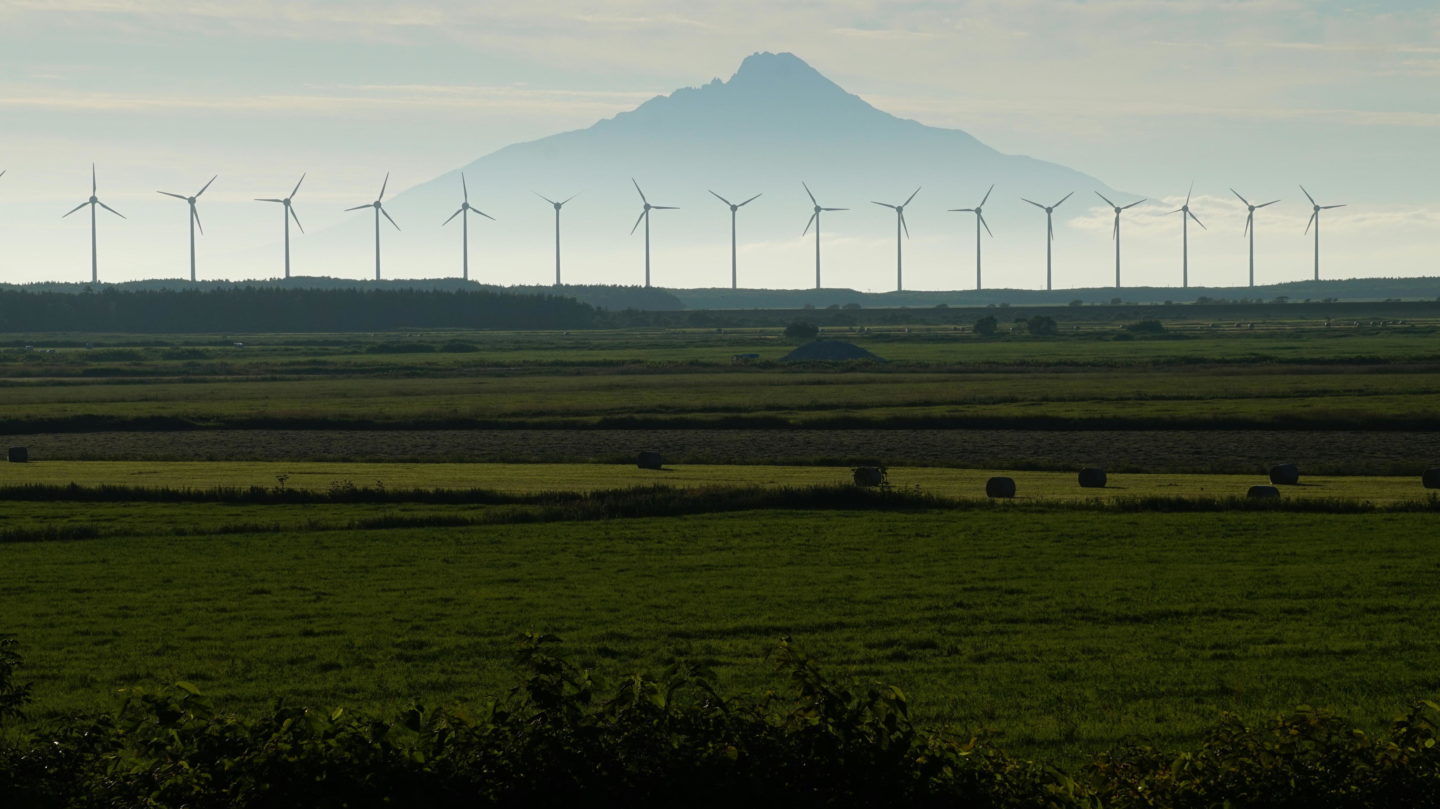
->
[949,185,993,291]
[1301,185,1345,282]
[255,174,305,279]
[346,173,400,280]
[1021,192,1072,290]
[62,164,125,284]
[629,179,677,288]
[1170,184,1206,288]
[442,173,494,282]
[709,190,761,289]
[1231,189,1280,287]
[1095,192,1145,289]
[802,182,847,289]
[535,192,576,285]
[873,187,920,292]
[157,175,217,282]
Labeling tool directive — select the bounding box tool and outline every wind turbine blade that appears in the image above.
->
[708,189,733,206]
[652,205,679,210]
[345,204,371,212]
[461,172,468,203]
[1300,185,1316,206]
[823,207,848,211]
[561,194,578,206]
[256,198,284,203]
[1305,211,1317,234]
[1185,182,1194,206]
[900,211,910,239]
[630,209,646,235]
[802,181,817,206]
[97,200,125,219]
[1122,199,1145,210]
[291,173,306,198]
[192,206,204,235]
[903,186,920,206]
[475,209,495,221]
[1323,204,1346,209]
[738,193,761,207]
[290,207,304,233]
[0,169,5,180]
[1095,191,1116,207]
[196,175,217,197]
[378,172,389,201]
[534,191,557,205]
[63,201,88,218]
[442,207,463,226]
[91,163,96,195]
[948,208,975,212]
[631,178,648,205]
[1231,188,1250,206]
[158,191,188,200]
[1189,210,1206,230]
[979,184,993,207]
[872,201,896,209]
[1168,208,1184,214]
[1257,200,1280,209]
[1244,212,1252,237]
[1048,218,1054,242]
[1113,217,1119,240]
[979,212,993,237]
[1022,198,1045,210]
[381,206,400,230]
[1053,191,1073,207]
[802,212,817,235]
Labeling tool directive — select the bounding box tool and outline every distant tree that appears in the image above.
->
[1027,315,1059,336]
[783,321,819,341]
[1123,319,1167,335]
[973,315,998,336]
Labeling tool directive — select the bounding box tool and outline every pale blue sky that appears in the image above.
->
[1,1,1436,288]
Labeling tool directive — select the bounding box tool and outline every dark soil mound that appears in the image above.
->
[781,340,885,362]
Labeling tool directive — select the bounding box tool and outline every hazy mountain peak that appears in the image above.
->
[730,51,834,87]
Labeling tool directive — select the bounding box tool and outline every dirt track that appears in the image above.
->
[8,428,1438,475]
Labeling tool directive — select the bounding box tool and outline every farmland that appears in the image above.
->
[3,301,1440,772]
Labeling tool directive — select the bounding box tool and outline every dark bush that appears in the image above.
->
[782,321,819,341]
[1123,319,1167,335]
[973,315,998,336]
[1027,315,1059,336]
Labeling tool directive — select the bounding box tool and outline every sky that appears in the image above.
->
[1,0,1437,291]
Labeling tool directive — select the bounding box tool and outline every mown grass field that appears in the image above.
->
[3,504,1439,764]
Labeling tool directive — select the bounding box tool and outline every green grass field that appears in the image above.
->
[4,505,1439,764]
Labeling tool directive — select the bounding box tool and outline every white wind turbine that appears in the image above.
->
[535,192,577,285]
[346,173,400,280]
[630,179,678,288]
[1301,185,1346,282]
[157,175,217,282]
[709,190,761,289]
[1095,192,1145,289]
[1021,192,1072,290]
[62,164,125,284]
[1231,189,1280,287]
[255,173,305,279]
[873,187,920,292]
[442,173,494,282]
[948,184,993,290]
[1170,184,1206,288]
[802,182,847,289]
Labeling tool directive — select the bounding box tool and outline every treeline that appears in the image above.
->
[0,287,597,332]
[3,635,1440,807]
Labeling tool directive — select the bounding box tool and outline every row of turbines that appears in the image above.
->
[21,166,1348,291]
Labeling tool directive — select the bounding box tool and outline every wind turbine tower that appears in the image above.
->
[1021,192,1072,291]
[62,164,125,284]
[1301,185,1345,282]
[157,175,217,282]
[1095,192,1145,288]
[629,179,677,288]
[536,192,576,285]
[802,182,847,289]
[1170,184,1206,288]
[949,185,993,291]
[1231,189,1280,287]
[256,174,306,279]
[442,173,494,281]
[709,190,761,289]
[346,173,400,280]
[873,187,920,292]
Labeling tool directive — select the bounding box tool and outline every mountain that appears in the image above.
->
[309,52,1124,291]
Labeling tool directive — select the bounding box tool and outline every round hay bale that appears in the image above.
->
[1422,468,1440,489]
[7,446,28,463]
[985,476,1016,498]
[852,466,887,487]
[1269,463,1300,485]
[1077,468,1107,488]
[636,451,663,470]
[1248,485,1280,499]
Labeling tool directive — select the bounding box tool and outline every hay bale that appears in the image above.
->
[1268,463,1300,485]
[1423,468,1440,489]
[852,466,887,487]
[636,451,663,470]
[1077,468,1107,488]
[985,476,1016,498]
[7,446,27,463]
[1248,485,1280,499]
